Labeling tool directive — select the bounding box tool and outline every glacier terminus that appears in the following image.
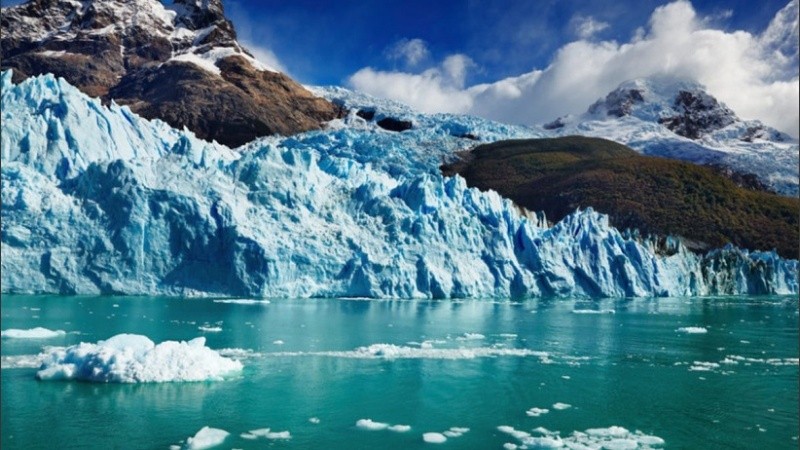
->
[1,71,796,298]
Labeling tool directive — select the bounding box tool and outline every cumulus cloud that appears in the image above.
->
[347,0,800,137]
[571,16,610,39]
[386,38,431,67]
[349,54,475,114]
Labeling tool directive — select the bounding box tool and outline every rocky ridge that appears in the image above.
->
[1,0,340,147]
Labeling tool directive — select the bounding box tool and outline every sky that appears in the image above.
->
[2,0,797,135]
[224,0,799,136]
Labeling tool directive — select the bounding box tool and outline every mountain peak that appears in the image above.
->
[170,0,228,31]
[0,0,341,147]
[581,78,742,139]
[541,77,798,196]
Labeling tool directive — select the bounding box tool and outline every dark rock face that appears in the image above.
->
[542,117,567,130]
[1,0,340,147]
[356,109,376,121]
[588,87,645,117]
[658,90,737,139]
[376,117,413,132]
[704,163,775,193]
[456,133,480,141]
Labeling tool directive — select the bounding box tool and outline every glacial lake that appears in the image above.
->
[1,295,797,449]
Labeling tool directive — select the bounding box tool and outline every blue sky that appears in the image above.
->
[224,0,790,86]
[225,0,798,136]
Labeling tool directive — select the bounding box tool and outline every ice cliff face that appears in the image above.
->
[1,71,797,298]
[543,79,800,196]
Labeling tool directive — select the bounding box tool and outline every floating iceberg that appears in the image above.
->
[1,71,797,299]
[35,334,242,382]
[1,327,66,339]
[422,432,447,444]
[356,419,389,431]
[184,426,229,450]
[498,424,665,449]
[677,327,708,334]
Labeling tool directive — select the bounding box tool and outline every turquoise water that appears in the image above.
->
[1,295,797,449]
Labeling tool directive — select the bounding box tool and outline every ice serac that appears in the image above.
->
[0,0,339,147]
[1,72,797,298]
[543,78,800,196]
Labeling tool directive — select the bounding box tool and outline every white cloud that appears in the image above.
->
[441,54,475,87]
[386,38,431,67]
[241,40,288,73]
[571,16,610,39]
[349,54,475,114]
[347,0,800,137]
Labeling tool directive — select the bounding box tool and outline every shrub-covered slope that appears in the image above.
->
[443,136,799,259]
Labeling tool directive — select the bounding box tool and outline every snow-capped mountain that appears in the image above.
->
[2,71,796,298]
[542,78,799,196]
[0,0,339,147]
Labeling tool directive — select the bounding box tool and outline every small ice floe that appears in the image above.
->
[497,426,531,441]
[677,327,708,334]
[499,424,665,448]
[35,334,242,382]
[356,419,389,431]
[1,327,66,339]
[356,419,409,432]
[572,309,615,314]
[309,417,321,424]
[456,333,486,341]
[552,402,572,410]
[243,428,291,440]
[198,325,222,333]
[273,340,285,345]
[442,427,469,437]
[561,375,571,380]
[266,431,291,439]
[217,348,261,360]
[305,344,549,361]
[1,354,46,369]
[184,426,229,450]
[213,299,270,305]
[526,407,550,417]
[689,361,720,372]
[422,432,447,444]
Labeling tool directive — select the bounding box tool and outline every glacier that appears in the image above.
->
[1,70,797,298]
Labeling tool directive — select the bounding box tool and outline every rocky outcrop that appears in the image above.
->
[658,90,737,139]
[587,86,645,118]
[1,0,340,147]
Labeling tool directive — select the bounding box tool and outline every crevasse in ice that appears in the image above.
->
[1,71,796,298]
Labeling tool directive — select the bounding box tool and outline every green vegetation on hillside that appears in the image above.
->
[442,136,799,258]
